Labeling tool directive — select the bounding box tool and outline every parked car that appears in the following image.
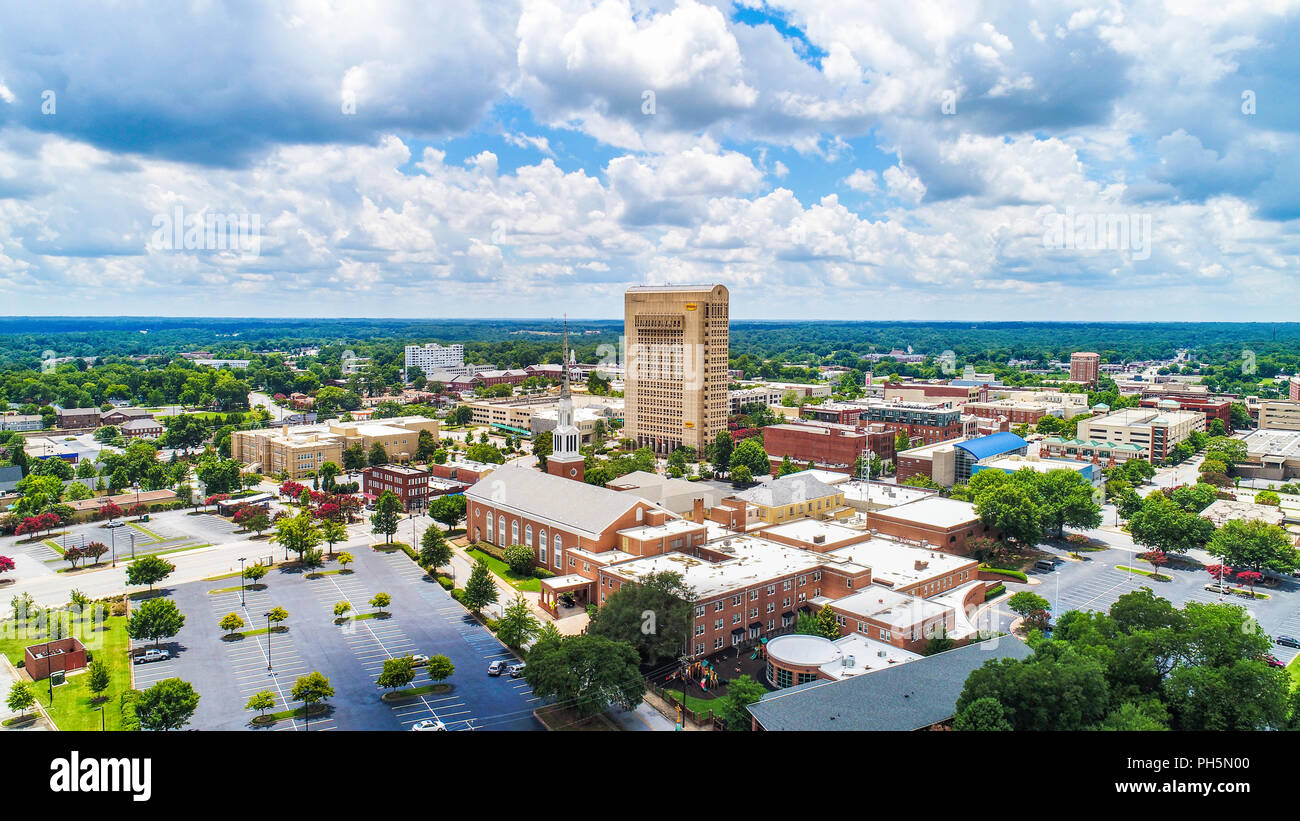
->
[487,660,507,676]
[103,521,126,529]
[133,649,170,665]
[1275,634,1300,648]
[411,718,446,731]
[410,654,429,666]
[1033,559,1056,572]
[508,662,526,678]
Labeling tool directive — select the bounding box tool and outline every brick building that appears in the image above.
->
[362,464,433,511]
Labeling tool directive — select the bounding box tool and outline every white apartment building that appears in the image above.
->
[404,343,466,380]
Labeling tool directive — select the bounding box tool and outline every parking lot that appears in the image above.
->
[990,541,1300,666]
[128,538,544,731]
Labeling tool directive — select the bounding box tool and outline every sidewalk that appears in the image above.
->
[0,656,52,732]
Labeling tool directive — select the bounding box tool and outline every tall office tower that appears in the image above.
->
[1070,351,1101,385]
[624,284,729,455]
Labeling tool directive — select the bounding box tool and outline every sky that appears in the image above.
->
[1,0,1299,321]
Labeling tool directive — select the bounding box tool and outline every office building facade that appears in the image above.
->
[624,284,729,454]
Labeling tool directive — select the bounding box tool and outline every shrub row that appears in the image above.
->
[984,583,1006,600]
[980,566,1028,583]
[120,689,142,731]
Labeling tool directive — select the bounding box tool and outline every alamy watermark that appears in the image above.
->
[1039,205,1151,261]
[150,206,261,258]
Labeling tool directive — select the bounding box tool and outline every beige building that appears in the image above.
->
[1259,400,1300,431]
[624,284,729,453]
[230,416,439,479]
[1076,407,1204,461]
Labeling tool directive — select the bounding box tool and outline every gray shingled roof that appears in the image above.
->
[733,473,840,507]
[464,464,656,537]
[747,636,1033,731]
[0,465,21,493]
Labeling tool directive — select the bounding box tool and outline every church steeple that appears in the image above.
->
[547,315,584,482]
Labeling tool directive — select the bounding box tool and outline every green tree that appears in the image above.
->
[709,430,733,476]
[419,526,453,573]
[814,604,841,639]
[219,612,245,636]
[463,559,499,614]
[424,654,455,684]
[369,592,391,615]
[955,648,1109,731]
[87,659,111,703]
[127,597,186,648]
[729,438,770,477]
[718,674,767,731]
[124,555,176,592]
[504,544,534,575]
[243,563,268,584]
[497,595,541,650]
[1128,492,1214,555]
[1206,518,1299,574]
[532,429,552,470]
[973,478,1044,549]
[291,672,335,715]
[137,678,200,731]
[319,519,347,558]
[524,634,645,719]
[730,465,753,484]
[376,656,416,691]
[368,442,389,467]
[267,606,289,629]
[6,680,35,718]
[342,443,368,471]
[1036,469,1102,537]
[952,696,1013,731]
[369,490,402,544]
[272,510,322,560]
[333,601,352,621]
[588,570,693,666]
[429,493,466,531]
[246,691,275,718]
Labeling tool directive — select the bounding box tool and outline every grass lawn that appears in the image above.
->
[466,547,542,592]
[42,540,67,556]
[0,613,131,731]
[663,687,724,717]
[1115,565,1172,581]
[380,683,453,701]
[126,520,166,540]
[1288,655,1300,691]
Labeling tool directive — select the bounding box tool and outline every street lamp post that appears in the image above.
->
[239,557,246,607]
[265,612,273,671]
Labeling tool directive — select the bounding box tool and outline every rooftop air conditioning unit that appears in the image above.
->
[844,655,855,668]
[877,650,886,658]
[813,535,826,544]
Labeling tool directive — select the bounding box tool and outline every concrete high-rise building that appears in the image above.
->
[404,343,465,379]
[1070,352,1101,385]
[624,284,729,454]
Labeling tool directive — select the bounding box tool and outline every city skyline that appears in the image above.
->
[1,1,1298,320]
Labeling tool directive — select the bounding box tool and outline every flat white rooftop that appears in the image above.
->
[605,536,858,600]
[828,536,976,588]
[872,495,981,529]
[826,587,950,629]
[759,519,868,547]
[838,480,936,509]
[617,518,704,541]
[978,455,1091,474]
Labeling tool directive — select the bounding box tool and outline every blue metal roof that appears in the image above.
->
[954,431,1029,460]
